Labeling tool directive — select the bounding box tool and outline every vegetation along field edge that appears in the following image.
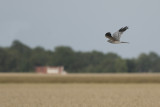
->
[1,73,160,83]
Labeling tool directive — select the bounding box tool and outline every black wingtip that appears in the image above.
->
[119,26,128,32]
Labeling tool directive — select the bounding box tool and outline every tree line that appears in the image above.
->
[0,40,160,73]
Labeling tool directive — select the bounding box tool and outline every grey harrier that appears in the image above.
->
[105,26,129,44]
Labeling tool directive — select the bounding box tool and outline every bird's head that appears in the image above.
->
[105,32,111,37]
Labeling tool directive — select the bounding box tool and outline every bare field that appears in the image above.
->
[0,83,160,107]
[1,74,160,107]
[1,73,160,83]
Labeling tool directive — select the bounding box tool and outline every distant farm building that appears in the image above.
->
[35,66,67,74]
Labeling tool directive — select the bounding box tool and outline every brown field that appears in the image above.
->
[0,73,160,107]
[0,83,160,107]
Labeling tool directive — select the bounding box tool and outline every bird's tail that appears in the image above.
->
[119,26,128,32]
[121,41,129,44]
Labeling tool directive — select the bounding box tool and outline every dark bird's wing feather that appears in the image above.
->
[119,26,128,32]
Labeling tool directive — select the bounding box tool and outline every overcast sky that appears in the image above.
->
[0,0,160,58]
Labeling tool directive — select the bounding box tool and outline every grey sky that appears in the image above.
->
[0,0,160,58]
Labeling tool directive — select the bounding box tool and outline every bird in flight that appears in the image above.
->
[105,26,129,44]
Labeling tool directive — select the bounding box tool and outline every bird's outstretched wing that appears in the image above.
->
[105,32,116,41]
[112,26,128,41]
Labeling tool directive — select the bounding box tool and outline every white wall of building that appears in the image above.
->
[47,67,59,74]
